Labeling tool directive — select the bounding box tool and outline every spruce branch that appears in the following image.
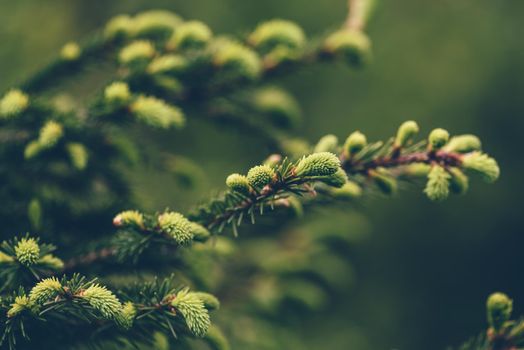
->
[1,274,219,349]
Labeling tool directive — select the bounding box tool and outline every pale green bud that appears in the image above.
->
[60,42,81,61]
[29,277,62,305]
[24,141,42,159]
[370,169,397,195]
[323,30,371,66]
[443,134,482,153]
[115,302,136,330]
[395,120,419,147]
[66,143,89,170]
[448,167,469,195]
[402,163,431,177]
[28,198,42,230]
[252,87,301,128]
[172,289,211,337]
[279,138,310,158]
[147,54,187,75]
[7,295,32,318]
[81,284,122,319]
[104,82,131,104]
[226,173,252,194]
[104,14,134,39]
[189,222,211,242]
[487,292,512,331]
[130,96,185,129]
[168,21,212,50]
[15,238,40,266]
[158,212,194,245]
[119,40,156,65]
[38,120,63,148]
[113,210,145,228]
[319,167,348,188]
[462,152,500,183]
[247,165,275,189]
[343,131,367,157]
[314,134,339,153]
[428,128,449,149]
[133,10,182,39]
[329,181,362,199]
[205,325,230,350]
[0,89,29,119]
[213,39,261,79]
[192,292,220,310]
[424,165,450,201]
[38,254,64,271]
[249,19,305,52]
[295,152,341,177]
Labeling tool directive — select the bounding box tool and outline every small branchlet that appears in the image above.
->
[0,236,64,288]
[329,121,500,200]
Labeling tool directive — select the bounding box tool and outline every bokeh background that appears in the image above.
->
[1,0,523,349]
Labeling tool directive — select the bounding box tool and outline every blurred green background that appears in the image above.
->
[1,0,523,349]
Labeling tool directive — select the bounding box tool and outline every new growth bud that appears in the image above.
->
[66,143,89,170]
[462,152,500,183]
[314,134,339,153]
[443,134,482,153]
[147,54,187,75]
[7,295,32,318]
[116,302,136,330]
[60,42,81,61]
[395,121,419,147]
[81,284,122,319]
[29,278,63,305]
[171,289,211,337]
[319,167,348,188]
[369,169,397,195]
[424,165,450,201]
[487,292,512,331]
[158,212,194,245]
[213,39,261,79]
[323,30,371,66]
[294,152,341,177]
[189,222,211,242]
[39,120,64,148]
[113,210,144,228]
[130,96,185,129]
[0,89,29,119]
[133,10,182,39]
[119,40,156,65]
[343,131,367,157]
[168,21,212,50]
[104,82,131,104]
[329,181,362,200]
[15,238,40,266]
[104,15,134,40]
[428,128,449,150]
[249,19,305,53]
[402,163,431,177]
[226,173,252,194]
[247,165,275,189]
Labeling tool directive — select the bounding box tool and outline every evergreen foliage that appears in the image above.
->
[0,1,506,349]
